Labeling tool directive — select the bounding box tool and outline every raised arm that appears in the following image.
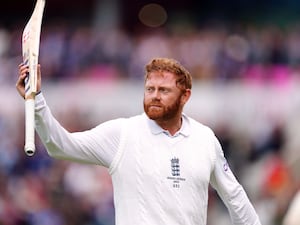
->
[17,63,122,167]
[34,95,123,167]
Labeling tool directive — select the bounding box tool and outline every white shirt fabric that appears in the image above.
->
[283,191,300,225]
[34,93,261,225]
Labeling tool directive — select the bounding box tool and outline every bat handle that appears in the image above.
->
[24,98,35,156]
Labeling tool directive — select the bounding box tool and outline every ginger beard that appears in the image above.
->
[143,93,182,121]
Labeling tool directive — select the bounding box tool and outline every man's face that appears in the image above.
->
[143,71,184,121]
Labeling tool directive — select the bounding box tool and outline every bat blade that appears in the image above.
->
[22,0,45,156]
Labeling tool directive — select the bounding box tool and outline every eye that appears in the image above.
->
[145,87,154,92]
[160,88,169,94]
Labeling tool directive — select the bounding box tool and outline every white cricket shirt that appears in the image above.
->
[34,93,261,225]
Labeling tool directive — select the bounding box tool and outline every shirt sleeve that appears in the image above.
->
[209,136,262,225]
[34,93,123,168]
[283,191,300,225]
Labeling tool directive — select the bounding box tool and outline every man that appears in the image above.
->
[16,58,261,225]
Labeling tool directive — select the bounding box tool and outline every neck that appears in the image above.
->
[156,115,182,136]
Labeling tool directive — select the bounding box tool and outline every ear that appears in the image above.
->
[181,89,191,105]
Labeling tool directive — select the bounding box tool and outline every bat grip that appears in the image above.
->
[24,98,35,156]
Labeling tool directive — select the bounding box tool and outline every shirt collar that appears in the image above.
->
[144,113,191,137]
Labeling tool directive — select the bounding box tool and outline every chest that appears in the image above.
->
[116,132,215,191]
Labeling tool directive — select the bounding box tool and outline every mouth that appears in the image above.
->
[149,105,162,109]
[149,106,161,110]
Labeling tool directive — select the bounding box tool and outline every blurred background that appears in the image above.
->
[1,0,300,224]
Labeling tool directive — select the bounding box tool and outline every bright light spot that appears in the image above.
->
[225,35,250,62]
[138,3,168,28]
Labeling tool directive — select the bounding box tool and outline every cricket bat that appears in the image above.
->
[22,0,45,156]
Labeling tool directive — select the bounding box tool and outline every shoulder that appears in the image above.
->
[98,114,144,126]
[89,114,145,139]
[98,113,146,129]
[184,115,219,168]
[185,115,215,137]
[126,113,149,125]
[97,117,126,129]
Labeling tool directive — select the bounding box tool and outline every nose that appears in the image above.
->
[152,90,161,101]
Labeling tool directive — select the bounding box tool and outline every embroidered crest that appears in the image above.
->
[171,157,180,176]
[167,157,185,188]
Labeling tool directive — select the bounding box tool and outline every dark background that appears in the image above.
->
[2,0,300,31]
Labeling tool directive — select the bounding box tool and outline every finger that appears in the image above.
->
[16,73,26,86]
[19,65,29,77]
[20,73,27,80]
[18,63,27,72]
[17,64,28,84]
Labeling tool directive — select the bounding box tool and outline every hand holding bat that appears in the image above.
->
[16,63,42,99]
[20,0,45,156]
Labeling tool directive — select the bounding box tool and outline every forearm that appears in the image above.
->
[225,184,261,225]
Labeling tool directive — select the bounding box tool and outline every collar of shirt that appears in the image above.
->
[144,113,191,138]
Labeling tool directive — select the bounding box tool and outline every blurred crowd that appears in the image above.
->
[1,20,300,225]
[1,21,300,84]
